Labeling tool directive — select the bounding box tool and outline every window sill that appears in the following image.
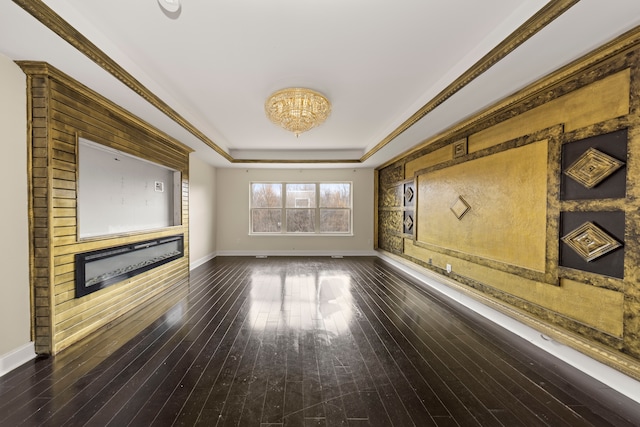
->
[249,233,354,237]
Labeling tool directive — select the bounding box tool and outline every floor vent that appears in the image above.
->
[331,255,344,258]
[255,255,267,258]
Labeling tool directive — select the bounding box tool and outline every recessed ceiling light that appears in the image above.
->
[158,0,180,13]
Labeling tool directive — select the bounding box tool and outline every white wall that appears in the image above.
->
[0,54,34,374]
[189,154,217,269]
[216,168,375,256]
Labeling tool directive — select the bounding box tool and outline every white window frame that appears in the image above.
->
[250,181,353,236]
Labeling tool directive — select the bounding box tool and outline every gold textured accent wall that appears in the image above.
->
[416,140,548,272]
[405,241,624,338]
[406,145,452,178]
[377,29,640,380]
[469,69,631,153]
[19,62,192,355]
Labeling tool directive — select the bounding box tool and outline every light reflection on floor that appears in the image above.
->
[249,271,354,338]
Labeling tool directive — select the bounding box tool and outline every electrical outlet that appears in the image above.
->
[446,264,452,273]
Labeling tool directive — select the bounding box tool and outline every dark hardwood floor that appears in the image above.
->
[2,256,640,426]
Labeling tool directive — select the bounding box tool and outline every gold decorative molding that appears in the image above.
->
[379,250,640,382]
[377,26,640,171]
[229,158,360,164]
[562,221,622,262]
[376,24,640,377]
[412,128,563,286]
[20,60,192,354]
[450,196,471,220]
[363,0,580,163]
[404,186,414,203]
[16,61,194,156]
[13,0,230,161]
[403,215,414,231]
[12,0,582,166]
[13,0,640,168]
[565,147,625,188]
[452,138,468,159]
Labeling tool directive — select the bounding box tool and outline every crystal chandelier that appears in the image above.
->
[265,88,331,137]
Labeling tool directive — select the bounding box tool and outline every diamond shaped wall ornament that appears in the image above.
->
[564,147,624,189]
[561,221,621,262]
[404,215,414,230]
[404,186,414,203]
[450,196,470,220]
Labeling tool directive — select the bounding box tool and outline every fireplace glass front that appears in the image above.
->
[75,235,184,298]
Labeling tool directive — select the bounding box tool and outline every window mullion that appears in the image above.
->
[314,182,319,233]
[281,183,286,234]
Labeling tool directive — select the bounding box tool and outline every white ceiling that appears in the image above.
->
[1,0,640,168]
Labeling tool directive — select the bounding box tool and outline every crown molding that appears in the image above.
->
[230,158,361,164]
[13,0,230,161]
[377,24,640,170]
[364,0,580,164]
[16,60,194,155]
[13,0,580,166]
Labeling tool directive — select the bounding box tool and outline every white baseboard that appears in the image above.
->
[0,342,36,377]
[377,252,640,404]
[190,252,217,270]
[215,250,378,257]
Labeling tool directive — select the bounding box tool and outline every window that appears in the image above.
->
[251,182,352,235]
[319,182,351,233]
[250,183,282,232]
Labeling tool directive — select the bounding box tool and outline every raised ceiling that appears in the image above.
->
[2,0,640,168]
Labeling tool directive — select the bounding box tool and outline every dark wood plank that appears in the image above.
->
[2,256,640,427]
[350,260,542,426]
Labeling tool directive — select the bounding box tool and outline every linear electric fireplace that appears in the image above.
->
[75,235,184,298]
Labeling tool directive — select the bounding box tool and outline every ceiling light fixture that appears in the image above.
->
[265,88,331,137]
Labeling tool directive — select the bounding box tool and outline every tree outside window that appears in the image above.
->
[250,182,352,235]
[251,183,282,233]
[319,183,351,233]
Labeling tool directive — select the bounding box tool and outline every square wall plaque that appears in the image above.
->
[453,138,468,159]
